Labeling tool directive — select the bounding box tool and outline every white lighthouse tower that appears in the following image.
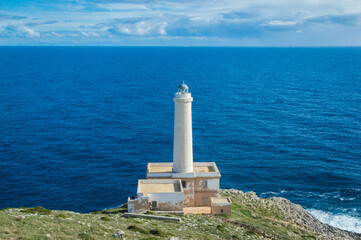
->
[172,81,194,173]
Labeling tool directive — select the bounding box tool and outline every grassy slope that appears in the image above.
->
[0,190,328,240]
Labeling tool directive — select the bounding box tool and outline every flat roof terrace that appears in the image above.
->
[146,162,221,178]
[211,197,231,204]
[148,165,215,173]
[137,179,182,196]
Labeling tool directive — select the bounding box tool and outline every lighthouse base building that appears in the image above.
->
[128,82,231,215]
[146,162,220,207]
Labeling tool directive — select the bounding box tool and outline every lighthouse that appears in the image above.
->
[172,81,194,173]
[140,82,223,211]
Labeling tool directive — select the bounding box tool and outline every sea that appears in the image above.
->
[0,47,360,233]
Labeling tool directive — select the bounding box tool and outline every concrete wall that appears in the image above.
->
[148,192,183,211]
[128,196,149,213]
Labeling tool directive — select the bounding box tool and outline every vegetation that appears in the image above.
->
[0,190,353,239]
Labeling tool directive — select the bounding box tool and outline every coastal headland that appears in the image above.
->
[1,189,360,240]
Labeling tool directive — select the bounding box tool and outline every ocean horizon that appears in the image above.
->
[0,46,360,233]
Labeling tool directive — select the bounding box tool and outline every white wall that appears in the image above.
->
[148,192,184,211]
[207,178,220,190]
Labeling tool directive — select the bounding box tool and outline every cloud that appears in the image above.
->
[166,20,262,38]
[291,29,303,33]
[222,12,253,20]
[261,20,297,26]
[108,19,167,36]
[96,3,148,11]
[0,25,40,38]
[306,14,361,26]
[51,31,64,37]
[81,31,100,37]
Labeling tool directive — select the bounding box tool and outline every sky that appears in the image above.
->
[0,0,360,46]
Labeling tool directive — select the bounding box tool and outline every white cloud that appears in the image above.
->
[111,21,167,36]
[51,31,64,37]
[96,3,148,11]
[262,20,297,26]
[158,22,167,35]
[81,31,99,37]
[0,25,40,38]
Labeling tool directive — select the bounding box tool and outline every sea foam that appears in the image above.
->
[307,209,361,234]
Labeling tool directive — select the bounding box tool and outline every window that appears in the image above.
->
[203,180,208,188]
[152,201,157,209]
[182,181,186,188]
[221,209,223,213]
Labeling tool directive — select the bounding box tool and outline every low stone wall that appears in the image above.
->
[122,213,181,222]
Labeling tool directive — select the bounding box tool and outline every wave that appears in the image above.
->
[307,209,361,234]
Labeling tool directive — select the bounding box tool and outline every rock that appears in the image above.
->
[268,196,361,240]
[245,191,258,199]
[169,237,179,240]
[113,230,125,238]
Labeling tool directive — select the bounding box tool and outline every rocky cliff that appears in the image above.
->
[0,189,359,239]
[221,189,360,240]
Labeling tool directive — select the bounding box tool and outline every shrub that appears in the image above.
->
[21,206,51,215]
[15,216,24,222]
[149,228,166,237]
[127,225,148,235]
[78,232,94,240]
[100,216,111,221]
[217,224,226,232]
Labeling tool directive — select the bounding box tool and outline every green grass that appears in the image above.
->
[56,213,68,218]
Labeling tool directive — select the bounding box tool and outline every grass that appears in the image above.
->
[0,191,324,240]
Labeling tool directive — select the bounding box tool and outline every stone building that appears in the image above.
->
[128,179,184,213]
[211,197,232,215]
[128,82,231,215]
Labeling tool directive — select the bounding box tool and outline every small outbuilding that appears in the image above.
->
[128,179,184,213]
[211,197,232,216]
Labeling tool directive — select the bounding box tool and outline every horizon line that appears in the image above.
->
[0,45,360,48]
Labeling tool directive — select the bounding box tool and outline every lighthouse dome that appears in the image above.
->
[177,81,189,93]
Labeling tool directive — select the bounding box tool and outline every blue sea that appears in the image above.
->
[0,47,360,233]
